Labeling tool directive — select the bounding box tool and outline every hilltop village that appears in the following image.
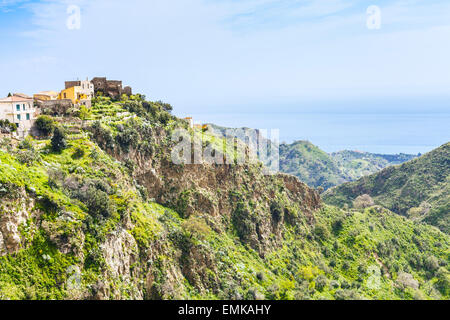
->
[0,77,132,138]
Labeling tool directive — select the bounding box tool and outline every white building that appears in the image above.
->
[78,80,94,99]
[0,94,37,138]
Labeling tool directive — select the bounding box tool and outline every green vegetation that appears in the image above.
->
[279,141,417,190]
[0,119,17,134]
[280,141,345,190]
[323,143,450,234]
[50,126,67,152]
[0,94,448,300]
[35,116,55,137]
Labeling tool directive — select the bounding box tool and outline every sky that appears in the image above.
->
[0,0,449,153]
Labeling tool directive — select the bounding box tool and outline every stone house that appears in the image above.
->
[91,77,132,98]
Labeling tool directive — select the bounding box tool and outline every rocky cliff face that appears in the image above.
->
[110,138,321,258]
[0,188,35,256]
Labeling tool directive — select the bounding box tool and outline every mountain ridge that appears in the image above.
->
[280,140,417,190]
[323,142,450,233]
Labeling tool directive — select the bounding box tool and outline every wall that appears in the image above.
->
[59,87,76,102]
[91,77,132,98]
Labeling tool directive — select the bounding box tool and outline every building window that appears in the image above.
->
[26,113,30,120]
[64,93,67,98]
[16,104,20,111]
[23,104,26,110]
[17,114,21,121]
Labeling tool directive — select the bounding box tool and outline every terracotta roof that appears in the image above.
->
[13,93,32,99]
[0,95,33,103]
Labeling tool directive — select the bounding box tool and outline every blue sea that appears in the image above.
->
[179,97,450,155]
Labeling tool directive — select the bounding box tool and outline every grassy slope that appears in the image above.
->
[323,143,450,233]
[0,96,448,300]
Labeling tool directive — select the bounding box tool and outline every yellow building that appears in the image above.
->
[58,86,92,107]
[56,79,94,107]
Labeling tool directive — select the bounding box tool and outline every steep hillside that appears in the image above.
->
[0,95,448,300]
[280,141,346,190]
[280,141,417,190]
[323,143,450,233]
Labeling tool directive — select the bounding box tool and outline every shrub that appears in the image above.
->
[256,272,266,282]
[72,147,85,160]
[78,105,92,125]
[270,201,284,224]
[315,275,328,291]
[88,121,114,150]
[435,268,450,295]
[396,272,419,290]
[314,223,330,240]
[353,194,375,209]
[335,289,360,300]
[84,187,115,218]
[329,280,340,289]
[35,116,55,136]
[424,256,439,272]
[51,126,67,152]
[124,158,136,173]
[0,119,17,133]
[157,101,173,113]
[15,149,40,165]
[115,125,139,152]
[18,137,34,150]
[181,216,212,241]
[332,217,345,233]
[247,288,265,300]
[47,168,66,189]
[159,112,171,125]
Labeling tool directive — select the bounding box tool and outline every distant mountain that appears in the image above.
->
[280,141,347,190]
[323,143,450,233]
[279,140,417,190]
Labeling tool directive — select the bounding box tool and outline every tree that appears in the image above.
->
[51,126,67,152]
[353,194,375,209]
[35,116,55,137]
[79,105,92,127]
[424,256,439,272]
[0,119,17,134]
[396,272,419,290]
